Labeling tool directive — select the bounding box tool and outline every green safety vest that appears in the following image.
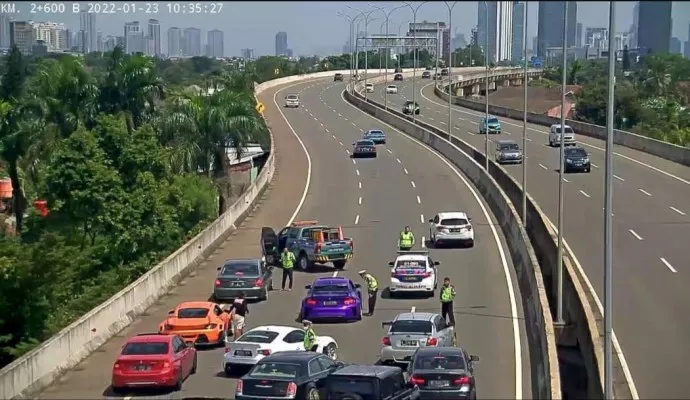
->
[400,232,414,247]
[304,327,316,349]
[440,285,455,302]
[364,274,378,291]
[281,251,295,269]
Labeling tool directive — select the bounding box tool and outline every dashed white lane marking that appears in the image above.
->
[346,149,351,155]
[416,195,421,204]
[358,181,362,189]
[638,188,652,196]
[359,128,364,133]
[420,214,425,223]
[313,117,318,121]
[411,181,416,188]
[429,117,435,121]
[338,113,342,117]
[404,168,409,174]
[352,159,356,165]
[669,206,686,216]
[325,128,330,133]
[661,257,677,273]
[387,149,393,154]
[356,169,360,176]
[591,163,599,168]
[411,306,416,313]
[563,178,570,183]
[421,236,426,248]
[539,163,548,170]
[320,122,324,127]
[628,229,644,241]
[358,196,362,205]
[338,141,343,146]
[579,190,590,198]
[614,174,625,182]
[351,122,356,127]
[354,214,360,225]
[332,135,337,139]
[396,158,402,163]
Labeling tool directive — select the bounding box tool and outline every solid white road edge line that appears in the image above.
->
[340,88,523,399]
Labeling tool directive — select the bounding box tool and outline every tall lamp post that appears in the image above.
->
[369,3,406,111]
[347,5,378,101]
[521,2,529,226]
[443,1,459,139]
[483,0,490,171]
[402,1,428,124]
[337,12,359,93]
[397,21,408,71]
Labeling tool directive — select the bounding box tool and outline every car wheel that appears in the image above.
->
[466,240,475,248]
[297,253,309,271]
[268,279,274,291]
[261,286,269,301]
[191,354,198,374]
[307,386,321,400]
[324,343,338,360]
[218,330,227,347]
[356,305,362,321]
[173,373,182,391]
[111,386,124,395]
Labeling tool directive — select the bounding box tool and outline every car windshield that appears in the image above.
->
[555,126,574,134]
[440,218,468,226]
[366,84,373,87]
[414,354,466,370]
[487,118,499,124]
[249,362,301,379]
[312,284,350,295]
[237,330,279,344]
[286,95,298,100]
[390,320,433,334]
[327,377,376,399]
[357,140,375,146]
[395,259,427,272]
[405,102,417,106]
[500,143,519,151]
[122,342,169,355]
[220,262,260,277]
[565,148,587,157]
[177,307,209,318]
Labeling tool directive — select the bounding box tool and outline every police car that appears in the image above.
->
[387,251,440,297]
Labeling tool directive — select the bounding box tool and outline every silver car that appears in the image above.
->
[212,258,274,302]
[380,312,455,364]
[495,140,523,164]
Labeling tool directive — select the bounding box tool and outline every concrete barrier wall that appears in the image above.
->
[348,73,561,399]
[0,68,387,399]
[434,82,690,166]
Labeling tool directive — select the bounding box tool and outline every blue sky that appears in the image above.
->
[10,1,690,56]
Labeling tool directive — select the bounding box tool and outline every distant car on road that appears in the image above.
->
[365,83,375,93]
[352,139,377,158]
[300,276,363,322]
[441,68,449,76]
[434,73,442,80]
[422,71,432,79]
[388,250,439,297]
[395,67,403,73]
[363,129,386,144]
[479,116,502,134]
[326,364,420,400]
[402,101,420,115]
[428,212,474,248]
[284,94,300,108]
[549,123,577,146]
[213,258,273,302]
[494,140,523,164]
[563,146,591,173]
[407,346,479,399]
[111,333,197,393]
[159,301,230,346]
[394,73,404,81]
[386,85,399,94]
[380,312,455,365]
[334,73,344,81]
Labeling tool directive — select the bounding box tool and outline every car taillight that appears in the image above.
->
[348,240,353,250]
[258,349,272,356]
[255,278,264,287]
[287,382,298,397]
[164,324,173,331]
[382,336,391,346]
[466,224,472,231]
[424,271,432,278]
[391,271,396,277]
[315,243,322,253]
[225,346,232,353]
[162,361,170,368]
[235,379,243,395]
[214,279,221,287]
[410,375,425,385]
[113,363,120,369]
[343,297,355,305]
[205,324,217,329]
[426,337,438,346]
[306,298,317,306]
[453,376,471,386]
[436,226,445,232]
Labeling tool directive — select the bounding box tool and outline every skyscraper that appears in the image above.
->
[9,21,33,54]
[241,48,255,60]
[206,29,223,58]
[670,37,681,54]
[536,1,577,58]
[575,22,583,47]
[511,2,524,62]
[0,14,11,48]
[167,27,181,57]
[124,21,143,54]
[147,19,160,57]
[478,1,514,62]
[637,1,672,54]
[630,2,640,48]
[182,27,201,56]
[275,31,288,56]
[79,11,96,53]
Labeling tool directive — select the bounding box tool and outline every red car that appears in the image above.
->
[111,333,197,393]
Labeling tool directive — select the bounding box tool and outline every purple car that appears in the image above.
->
[300,277,363,322]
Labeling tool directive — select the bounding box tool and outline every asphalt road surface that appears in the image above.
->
[371,76,690,399]
[35,77,531,399]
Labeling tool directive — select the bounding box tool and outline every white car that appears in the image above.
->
[388,250,439,297]
[386,85,398,94]
[284,94,300,108]
[222,325,338,375]
[548,123,576,146]
[365,83,374,93]
[428,211,475,248]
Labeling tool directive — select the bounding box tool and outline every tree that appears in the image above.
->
[451,44,485,67]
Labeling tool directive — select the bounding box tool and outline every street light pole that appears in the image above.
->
[604,2,616,399]
[369,4,406,111]
[443,1,458,139]
[484,0,489,171]
[347,6,377,101]
[403,1,428,124]
[337,12,357,93]
[555,1,569,325]
[521,1,529,226]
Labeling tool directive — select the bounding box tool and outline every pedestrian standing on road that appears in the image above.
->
[398,225,415,251]
[302,320,318,351]
[228,292,249,338]
[281,247,296,291]
[440,277,456,326]
[358,270,379,316]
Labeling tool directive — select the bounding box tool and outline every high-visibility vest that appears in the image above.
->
[304,327,316,349]
[440,285,455,302]
[364,273,378,291]
[281,251,295,269]
[400,232,414,247]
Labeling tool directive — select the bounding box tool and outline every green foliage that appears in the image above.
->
[451,44,486,67]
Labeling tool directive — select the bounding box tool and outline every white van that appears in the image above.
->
[548,124,576,146]
[365,83,374,93]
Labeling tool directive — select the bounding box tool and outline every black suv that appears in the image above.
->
[326,364,419,400]
[334,73,344,81]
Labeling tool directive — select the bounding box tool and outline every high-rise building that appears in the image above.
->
[275,31,288,56]
[124,21,143,54]
[684,41,690,59]
[406,21,448,59]
[182,27,201,56]
[0,14,12,49]
[536,1,577,57]
[585,27,609,50]
[9,21,34,54]
[471,28,479,46]
[532,36,538,53]
[241,48,255,60]
[478,1,514,62]
[637,1,672,55]
[147,19,160,57]
[575,22,583,47]
[630,1,640,48]
[206,29,223,58]
[511,2,525,62]
[32,22,67,51]
[670,37,682,54]
[102,35,117,52]
[79,11,96,53]
[167,27,181,57]
[614,34,630,52]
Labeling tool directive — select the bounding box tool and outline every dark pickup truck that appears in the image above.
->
[326,364,419,400]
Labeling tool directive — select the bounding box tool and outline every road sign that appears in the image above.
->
[274,68,280,75]
[256,102,265,114]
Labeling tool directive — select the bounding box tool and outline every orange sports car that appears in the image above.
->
[159,301,230,346]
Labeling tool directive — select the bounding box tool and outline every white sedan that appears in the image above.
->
[388,250,439,297]
[386,85,398,94]
[222,325,338,375]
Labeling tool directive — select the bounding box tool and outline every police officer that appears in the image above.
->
[440,277,456,326]
[281,247,296,291]
[302,320,318,351]
[358,270,379,316]
[398,226,415,251]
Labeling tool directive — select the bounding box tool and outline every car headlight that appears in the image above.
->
[566,159,573,163]
[583,158,589,163]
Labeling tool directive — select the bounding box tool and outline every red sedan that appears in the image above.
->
[111,333,197,393]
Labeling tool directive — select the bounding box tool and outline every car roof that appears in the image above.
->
[565,146,587,152]
[414,346,465,357]
[394,312,436,321]
[551,124,572,128]
[483,115,498,119]
[357,139,375,144]
[286,93,298,96]
[313,276,350,285]
[437,211,469,220]
[127,333,173,343]
[176,301,214,309]
[330,364,403,377]
[244,325,300,335]
[366,129,384,134]
[497,140,518,145]
[261,350,322,362]
[223,258,261,265]
[395,253,428,262]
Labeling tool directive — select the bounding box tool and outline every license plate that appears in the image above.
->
[451,228,462,233]
[323,301,337,306]
[404,276,416,281]
[133,365,150,371]
[429,380,449,387]
[401,340,417,346]
[232,282,244,287]
[235,350,252,356]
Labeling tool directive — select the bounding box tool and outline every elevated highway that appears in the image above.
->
[33,74,531,399]
[370,76,690,399]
